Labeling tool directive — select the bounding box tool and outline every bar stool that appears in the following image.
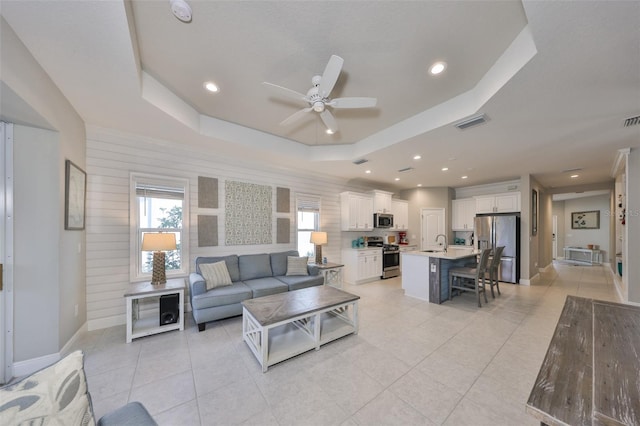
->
[486,246,505,298]
[448,249,491,307]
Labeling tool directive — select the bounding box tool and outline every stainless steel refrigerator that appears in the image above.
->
[474,214,520,283]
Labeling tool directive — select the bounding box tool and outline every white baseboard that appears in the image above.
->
[60,321,88,358]
[13,353,60,378]
[540,262,554,273]
[88,315,126,331]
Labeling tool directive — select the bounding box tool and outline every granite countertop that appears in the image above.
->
[402,248,479,260]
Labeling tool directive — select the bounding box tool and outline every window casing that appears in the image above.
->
[130,174,189,281]
[296,195,321,259]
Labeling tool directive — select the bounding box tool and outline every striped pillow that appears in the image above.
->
[200,261,233,290]
[286,256,309,276]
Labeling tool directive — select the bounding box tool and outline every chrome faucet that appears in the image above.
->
[435,234,448,253]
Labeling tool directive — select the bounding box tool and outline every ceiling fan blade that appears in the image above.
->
[318,55,344,98]
[263,82,308,104]
[280,107,313,126]
[329,97,377,109]
[319,110,339,133]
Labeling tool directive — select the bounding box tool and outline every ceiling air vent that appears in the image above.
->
[352,158,368,165]
[398,167,414,173]
[623,115,640,127]
[454,113,488,130]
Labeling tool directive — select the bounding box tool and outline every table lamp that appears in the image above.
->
[142,232,177,285]
[310,231,327,264]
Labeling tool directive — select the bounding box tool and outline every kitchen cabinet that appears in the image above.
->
[452,198,475,230]
[475,192,521,214]
[372,190,393,213]
[340,192,374,231]
[391,199,409,230]
[342,248,382,284]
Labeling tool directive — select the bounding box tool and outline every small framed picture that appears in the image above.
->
[531,189,538,236]
[65,160,86,230]
[571,210,600,229]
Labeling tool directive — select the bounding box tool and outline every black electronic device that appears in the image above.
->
[159,293,179,326]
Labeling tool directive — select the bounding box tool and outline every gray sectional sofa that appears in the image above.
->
[188,250,324,331]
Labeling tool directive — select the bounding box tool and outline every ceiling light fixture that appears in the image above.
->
[413,155,422,160]
[442,167,449,171]
[204,82,219,92]
[170,0,192,23]
[365,170,371,174]
[394,178,400,181]
[430,61,447,75]
[571,174,579,178]
[461,176,468,179]
[326,129,334,135]
[417,184,423,187]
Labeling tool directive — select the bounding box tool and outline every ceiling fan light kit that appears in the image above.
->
[263,55,377,134]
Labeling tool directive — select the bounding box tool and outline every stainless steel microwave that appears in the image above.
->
[374,213,394,228]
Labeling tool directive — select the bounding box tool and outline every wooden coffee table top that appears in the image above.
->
[242,286,359,326]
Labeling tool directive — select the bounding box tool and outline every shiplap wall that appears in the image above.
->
[85,127,374,330]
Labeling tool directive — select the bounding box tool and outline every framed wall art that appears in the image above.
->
[531,189,538,236]
[571,210,600,229]
[65,160,86,230]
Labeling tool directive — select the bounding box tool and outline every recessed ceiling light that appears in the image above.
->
[413,155,422,160]
[394,178,400,181]
[461,176,468,179]
[365,170,371,174]
[326,129,334,135]
[571,174,579,178]
[204,81,219,92]
[441,167,449,171]
[417,184,422,187]
[430,61,447,75]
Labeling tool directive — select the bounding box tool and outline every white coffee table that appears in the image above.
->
[242,286,359,372]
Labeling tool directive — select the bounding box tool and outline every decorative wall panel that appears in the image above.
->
[198,176,218,208]
[198,215,218,246]
[277,218,290,243]
[225,180,272,245]
[276,187,290,213]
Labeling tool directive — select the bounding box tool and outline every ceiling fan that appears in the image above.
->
[263,55,377,134]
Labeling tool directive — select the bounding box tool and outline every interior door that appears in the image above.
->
[421,208,445,251]
[552,215,558,259]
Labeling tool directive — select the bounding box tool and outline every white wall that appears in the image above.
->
[626,148,639,303]
[399,187,452,248]
[1,17,86,365]
[85,127,374,330]
[562,195,611,260]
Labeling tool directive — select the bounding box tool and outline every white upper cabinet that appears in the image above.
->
[452,198,475,230]
[391,199,409,230]
[371,190,393,213]
[341,192,374,231]
[475,192,521,214]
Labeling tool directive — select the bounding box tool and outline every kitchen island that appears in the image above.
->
[401,248,478,303]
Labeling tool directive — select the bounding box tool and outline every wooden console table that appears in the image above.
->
[527,296,640,426]
[563,247,601,264]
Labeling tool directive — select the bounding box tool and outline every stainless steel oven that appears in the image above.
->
[382,244,400,279]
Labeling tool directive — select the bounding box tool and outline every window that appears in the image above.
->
[296,195,320,259]
[130,174,189,281]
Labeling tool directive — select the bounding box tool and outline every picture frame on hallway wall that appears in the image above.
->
[571,210,600,229]
[531,189,538,236]
[65,159,86,230]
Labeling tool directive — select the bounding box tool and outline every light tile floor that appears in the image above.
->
[74,262,620,425]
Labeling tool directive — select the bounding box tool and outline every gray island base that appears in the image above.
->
[242,286,360,372]
[401,248,479,303]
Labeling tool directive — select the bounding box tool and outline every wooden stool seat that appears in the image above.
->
[448,249,491,307]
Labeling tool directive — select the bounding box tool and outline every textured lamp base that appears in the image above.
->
[315,245,323,265]
[151,251,167,285]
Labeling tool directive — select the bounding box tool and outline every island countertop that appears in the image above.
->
[402,248,479,260]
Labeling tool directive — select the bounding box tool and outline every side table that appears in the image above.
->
[124,278,185,343]
[314,262,344,288]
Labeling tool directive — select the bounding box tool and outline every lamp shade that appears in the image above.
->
[142,233,177,251]
[310,231,327,245]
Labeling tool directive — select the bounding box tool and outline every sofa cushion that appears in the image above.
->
[196,255,240,282]
[277,274,325,291]
[286,256,309,276]
[191,282,252,310]
[239,254,272,281]
[270,250,300,276]
[0,350,94,426]
[243,277,288,298]
[200,261,232,290]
